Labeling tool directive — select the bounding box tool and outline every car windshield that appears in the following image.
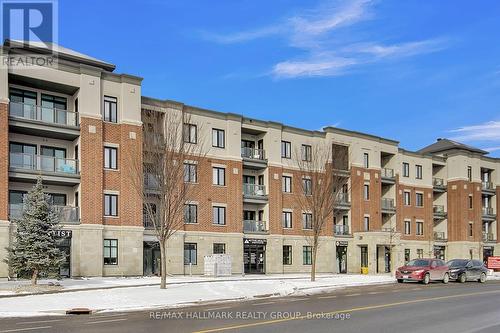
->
[406,259,430,267]
[447,259,468,268]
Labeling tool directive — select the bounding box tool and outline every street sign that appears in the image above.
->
[487,256,500,269]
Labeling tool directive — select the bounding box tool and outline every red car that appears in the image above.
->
[396,258,450,284]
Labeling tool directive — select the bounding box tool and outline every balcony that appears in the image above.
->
[243,220,267,234]
[144,173,160,191]
[243,184,268,203]
[241,147,267,169]
[381,168,395,184]
[143,217,155,230]
[334,224,350,236]
[332,168,350,178]
[482,207,496,221]
[335,193,350,210]
[9,204,80,224]
[9,102,80,140]
[433,178,446,192]
[483,232,496,243]
[482,181,496,194]
[434,232,447,242]
[433,205,447,220]
[381,198,396,214]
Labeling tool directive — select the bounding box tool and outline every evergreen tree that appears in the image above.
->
[4,177,65,285]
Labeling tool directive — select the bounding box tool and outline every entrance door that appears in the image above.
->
[336,246,347,273]
[244,242,265,274]
[57,238,71,277]
[483,248,494,265]
[384,246,391,273]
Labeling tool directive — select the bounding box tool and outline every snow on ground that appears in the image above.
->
[0,274,394,317]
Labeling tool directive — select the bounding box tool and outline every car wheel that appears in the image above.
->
[422,273,430,285]
[443,273,449,284]
[459,273,466,283]
[397,279,404,283]
[479,272,486,283]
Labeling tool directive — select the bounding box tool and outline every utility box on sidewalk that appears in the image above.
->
[204,254,232,277]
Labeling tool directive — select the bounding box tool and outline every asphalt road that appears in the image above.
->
[1,280,500,333]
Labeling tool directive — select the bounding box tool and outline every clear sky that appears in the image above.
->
[59,0,500,156]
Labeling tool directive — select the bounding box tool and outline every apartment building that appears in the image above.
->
[0,40,498,278]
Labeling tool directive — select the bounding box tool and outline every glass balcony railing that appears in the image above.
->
[9,203,80,223]
[482,181,495,191]
[337,193,350,205]
[243,220,267,233]
[9,101,79,127]
[144,173,159,190]
[334,224,350,236]
[9,152,79,175]
[243,183,266,197]
[434,232,447,241]
[241,147,266,161]
[381,198,395,210]
[433,205,446,214]
[433,178,445,188]
[483,232,495,242]
[381,168,395,179]
[482,207,494,216]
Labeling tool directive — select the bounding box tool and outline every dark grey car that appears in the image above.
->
[447,259,488,283]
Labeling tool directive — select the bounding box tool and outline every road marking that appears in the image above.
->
[17,320,62,325]
[253,301,275,306]
[345,293,361,297]
[85,318,127,325]
[0,327,52,333]
[318,295,337,299]
[192,289,500,333]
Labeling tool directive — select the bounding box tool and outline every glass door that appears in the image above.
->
[41,94,67,124]
[9,88,36,119]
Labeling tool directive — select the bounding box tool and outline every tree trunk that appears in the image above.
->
[31,269,38,286]
[160,239,167,289]
[311,238,319,282]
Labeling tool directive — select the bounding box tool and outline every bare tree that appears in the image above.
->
[128,107,205,289]
[293,143,349,281]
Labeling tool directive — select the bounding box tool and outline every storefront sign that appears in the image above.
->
[487,256,500,269]
[336,241,348,247]
[243,238,267,245]
[50,230,72,238]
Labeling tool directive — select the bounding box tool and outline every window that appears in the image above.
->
[103,239,118,265]
[404,220,411,235]
[281,141,291,158]
[213,243,225,254]
[283,245,292,265]
[212,167,225,186]
[415,193,424,207]
[183,123,197,144]
[415,165,423,179]
[301,144,312,161]
[363,153,369,168]
[184,243,197,265]
[184,204,197,224]
[417,249,424,259]
[468,222,473,237]
[404,191,411,206]
[303,246,312,265]
[402,162,409,177]
[468,195,473,209]
[282,211,292,228]
[212,129,225,148]
[302,178,312,195]
[104,96,117,123]
[104,146,118,170]
[361,246,368,267]
[363,184,370,200]
[404,249,411,263]
[42,94,68,124]
[282,176,292,193]
[104,194,118,217]
[213,206,226,225]
[184,163,197,183]
[416,221,424,235]
[302,213,312,229]
[363,216,370,231]
[467,166,472,181]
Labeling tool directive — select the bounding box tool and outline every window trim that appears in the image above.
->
[415,164,423,179]
[416,221,424,236]
[283,245,292,265]
[103,96,118,123]
[103,238,118,265]
[184,163,198,183]
[363,184,370,201]
[282,175,292,193]
[302,212,313,230]
[183,123,198,144]
[303,245,312,265]
[213,243,226,254]
[104,146,118,170]
[404,191,411,206]
[301,144,312,162]
[404,220,411,235]
[415,192,424,207]
[212,206,226,225]
[281,141,291,159]
[184,242,197,265]
[212,167,226,186]
[104,193,118,217]
[184,203,198,224]
[282,211,293,229]
[212,128,225,148]
[402,162,410,177]
[363,152,369,168]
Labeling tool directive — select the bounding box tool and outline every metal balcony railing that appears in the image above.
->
[434,231,447,241]
[483,232,495,242]
[334,224,350,236]
[482,181,495,191]
[9,204,80,223]
[144,173,159,190]
[433,205,446,214]
[243,220,267,233]
[241,147,266,160]
[337,193,350,205]
[381,198,395,210]
[482,207,494,216]
[243,183,266,197]
[433,178,445,187]
[143,216,155,229]
[9,152,79,175]
[9,101,79,127]
[381,168,395,179]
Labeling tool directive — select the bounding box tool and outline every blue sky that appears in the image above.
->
[59,0,500,156]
